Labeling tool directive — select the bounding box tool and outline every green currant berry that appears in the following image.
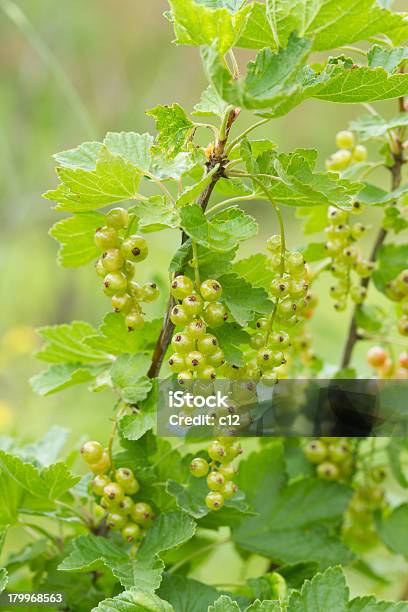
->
[203,303,228,327]
[112,293,132,313]
[177,370,194,386]
[207,470,225,491]
[189,457,209,478]
[370,467,386,483]
[118,496,135,515]
[221,480,238,499]
[131,502,153,526]
[124,478,141,495]
[128,280,143,301]
[342,246,359,264]
[330,263,348,278]
[250,332,266,349]
[351,223,366,240]
[200,279,222,302]
[266,234,282,253]
[121,235,148,262]
[186,319,206,338]
[351,201,365,214]
[256,318,269,332]
[257,348,275,370]
[171,332,195,354]
[209,349,225,368]
[277,299,298,317]
[402,297,408,315]
[115,467,135,487]
[95,226,118,249]
[81,440,104,464]
[171,275,194,300]
[182,294,204,317]
[219,464,238,480]
[91,474,111,496]
[396,270,408,295]
[334,299,347,312]
[89,451,110,475]
[122,522,142,542]
[170,305,190,326]
[326,149,352,171]
[327,207,348,225]
[398,315,408,336]
[269,254,282,271]
[304,440,327,464]
[261,371,278,386]
[224,441,243,461]
[205,491,224,511]
[103,272,128,296]
[336,130,355,149]
[208,441,227,462]
[197,365,217,380]
[107,512,127,530]
[102,248,125,272]
[125,261,136,279]
[185,350,206,370]
[328,441,350,463]
[245,363,261,381]
[103,482,125,504]
[351,286,367,304]
[95,258,106,277]
[142,282,159,303]
[168,353,186,373]
[197,334,219,355]
[269,331,290,349]
[106,207,129,229]
[270,278,290,298]
[352,144,368,162]
[317,461,340,480]
[125,310,144,332]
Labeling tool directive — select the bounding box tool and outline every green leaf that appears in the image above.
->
[104,132,154,171]
[118,383,157,440]
[158,574,222,612]
[152,152,196,181]
[355,304,386,332]
[30,363,103,396]
[193,85,229,118]
[53,141,102,170]
[368,45,408,73]
[378,504,408,558]
[180,206,257,252]
[45,147,142,212]
[147,103,194,158]
[348,596,408,611]
[209,596,241,611]
[85,313,162,356]
[231,255,275,290]
[177,166,219,207]
[93,589,174,611]
[169,240,236,278]
[234,446,353,569]
[0,568,7,594]
[387,438,408,488]
[350,113,408,141]
[110,354,152,403]
[20,425,68,466]
[301,242,328,263]
[132,196,180,232]
[211,323,250,366]
[287,566,348,612]
[138,511,196,562]
[49,212,105,267]
[219,273,271,326]
[36,321,109,364]
[373,244,408,293]
[167,0,251,55]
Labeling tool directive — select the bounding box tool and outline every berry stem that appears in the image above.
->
[191,240,201,289]
[341,98,405,369]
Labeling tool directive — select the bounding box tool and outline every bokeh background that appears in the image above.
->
[0,0,407,598]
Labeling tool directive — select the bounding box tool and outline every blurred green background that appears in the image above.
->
[0,0,405,442]
[1,0,408,600]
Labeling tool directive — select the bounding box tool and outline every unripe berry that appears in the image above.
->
[89,451,110,474]
[225,441,243,461]
[171,332,195,353]
[304,440,327,464]
[170,305,191,326]
[327,207,348,225]
[219,463,238,480]
[182,294,204,316]
[177,370,194,385]
[128,280,144,300]
[351,286,367,304]
[336,130,355,149]
[115,467,135,487]
[317,462,340,480]
[106,207,129,229]
[205,491,224,511]
[221,480,238,499]
[102,248,125,272]
[197,334,219,355]
[267,235,282,253]
[288,279,308,299]
[189,457,209,478]
[131,502,153,526]
[95,258,107,277]
[328,441,350,463]
[269,331,291,349]
[351,201,365,214]
[95,226,118,249]
[341,246,359,264]
[245,363,261,381]
[255,318,269,331]
[122,522,142,542]
[186,319,206,338]
[208,441,227,462]
[168,353,186,373]
[142,282,159,303]
[200,279,222,302]
[197,365,217,380]
[355,259,375,278]
[112,293,132,313]
[326,149,352,171]
[121,235,148,262]
[103,482,125,504]
[398,315,408,336]
[103,272,128,296]
[125,310,144,332]
[186,350,206,370]
[81,440,104,464]
[203,303,228,327]
[118,496,135,515]
[261,371,278,386]
[396,270,408,296]
[270,278,290,298]
[399,352,408,370]
[209,349,225,368]
[91,474,111,496]
[107,512,127,530]
[352,144,368,162]
[171,275,194,300]
[207,470,225,491]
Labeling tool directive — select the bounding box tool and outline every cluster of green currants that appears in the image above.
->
[80,440,154,550]
[94,207,159,331]
[385,269,408,336]
[248,237,314,384]
[189,437,242,511]
[324,205,374,311]
[304,437,354,481]
[343,468,387,551]
[168,276,227,384]
[325,130,368,172]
